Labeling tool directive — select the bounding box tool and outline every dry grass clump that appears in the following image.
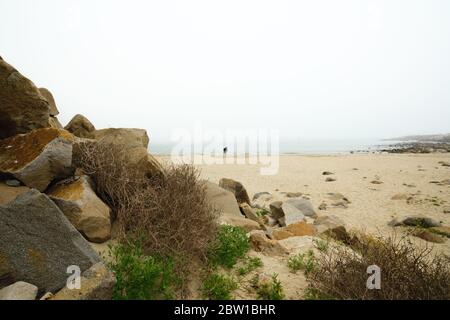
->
[307,234,450,300]
[73,141,219,267]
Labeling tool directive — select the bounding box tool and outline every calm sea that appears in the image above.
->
[149,139,399,155]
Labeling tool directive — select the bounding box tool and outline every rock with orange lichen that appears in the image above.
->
[48,175,111,243]
[0,189,101,294]
[272,221,317,240]
[0,59,51,139]
[0,128,75,191]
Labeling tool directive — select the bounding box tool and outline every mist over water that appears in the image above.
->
[150,138,396,155]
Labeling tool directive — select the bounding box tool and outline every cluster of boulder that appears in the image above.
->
[208,177,352,256]
[0,58,160,299]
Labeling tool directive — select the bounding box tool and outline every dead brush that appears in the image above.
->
[73,141,219,290]
[306,233,450,300]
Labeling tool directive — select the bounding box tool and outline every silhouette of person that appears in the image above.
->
[223,147,228,155]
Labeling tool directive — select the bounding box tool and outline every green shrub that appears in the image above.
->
[238,256,263,276]
[108,240,179,300]
[314,239,329,252]
[255,274,285,300]
[202,273,238,300]
[256,208,270,217]
[208,225,250,268]
[287,250,316,274]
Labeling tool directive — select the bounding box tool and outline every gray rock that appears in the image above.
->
[5,179,21,187]
[389,216,441,228]
[269,198,315,227]
[402,216,441,228]
[314,215,346,234]
[0,190,101,294]
[204,181,242,216]
[269,201,284,220]
[284,198,317,218]
[0,281,38,300]
[253,192,271,201]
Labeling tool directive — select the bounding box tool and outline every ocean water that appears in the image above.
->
[149,138,397,155]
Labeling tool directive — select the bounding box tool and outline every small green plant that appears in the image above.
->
[255,274,285,300]
[314,239,329,252]
[256,208,270,217]
[202,273,238,300]
[238,256,263,276]
[108,240,179,300]
[287,250,316,274]
[208,225,250,268]
[304,287,336,300]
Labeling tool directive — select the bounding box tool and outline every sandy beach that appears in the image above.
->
[164,153,450,254]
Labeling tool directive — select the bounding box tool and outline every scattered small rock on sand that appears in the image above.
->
[325,177,336,182]
[391,193,409,200]
[371,180,383,185]
[403,183,416,188]
[413,230,445,244]
[322,171,334,175]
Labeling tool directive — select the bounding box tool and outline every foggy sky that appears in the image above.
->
[1,0,449,144]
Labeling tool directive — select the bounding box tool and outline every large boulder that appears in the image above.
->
[94,128,149,149]
[0,181,30,205]
[51,263,115,300]
[65,114,96,139]
[0,128,74,191]
[47,175,111,243]
[0,281,38,300]
[270,198,316,227]
[0,190,101,294]
[219,178,251,205]
[204,181,242,216]
[38,88,59,116]
[0,59,50,139]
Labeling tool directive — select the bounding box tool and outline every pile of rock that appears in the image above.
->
[0,58,164,299]
[208,177,353,255]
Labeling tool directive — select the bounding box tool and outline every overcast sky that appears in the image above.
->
[1,0,449,143]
